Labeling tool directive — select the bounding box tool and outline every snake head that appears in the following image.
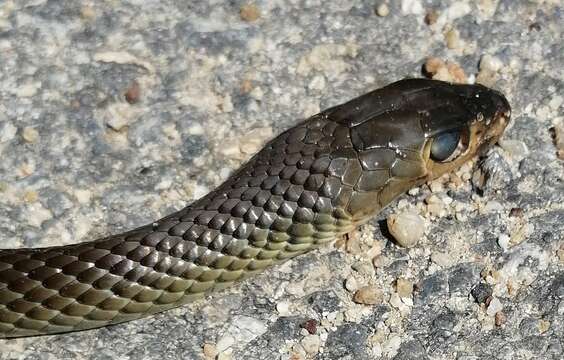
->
[419,81,511,181]
[329,78,511,217]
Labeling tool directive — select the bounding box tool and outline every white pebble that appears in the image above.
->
[483,201,504,213]
[426,195,447,217]
[276,301,291,316]
[387,211,425,248]
[389,293,403,309]
[74,189,92,204]
[479,54,503,72]
[249,86,264,101]
[383,335,402,357]
[455,212,468,221]
[0,122,17,143]
[376,3,390,17]
[187,123,205,135]
[498,233,511,251]
[345,277,359,292]
[429,181,444,193]
[431,252,452,267]
[352,260,375,277]
[301,334,321,354]
[25,203,53,228]
[486,297,503,316]
[217,349,233,360]
[216,335,235,352]
[400,0,424,15]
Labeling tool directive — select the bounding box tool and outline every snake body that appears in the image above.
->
[0,79,510,337]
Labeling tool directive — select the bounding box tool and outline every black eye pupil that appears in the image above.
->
[431,131,460,161]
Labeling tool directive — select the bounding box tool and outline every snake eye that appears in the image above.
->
[430,131,462,162]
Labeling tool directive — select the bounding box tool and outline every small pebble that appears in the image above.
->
[424,57,467,83]
[276,301,291,316]
[424,9,439,25]
[400,0,424,15]
[509,207,524,217]
[23,190,38,203]
[308,75,326,91]
[395,278,413,298]
[18,162,35,177]
[345,232,362,254]
[240,4,260,22]
[80,5,96,20]
[353,285,383,305]
[375,3,390,17]
[486,297,503,316]
[216,335,235,352]
[455,212,467,221]
[124,80,141,104]
[495,312,506,327]
[387,211,425,248]
[345,277,359,292]
[383,335,402,357]
[22,127,39,143]
[483,201,504,213]
[389,292,403,309]
[557,244,564,263]
[471,283,493,304]
[0,123,17,143]
[430,251,451,267]
[538,319,551,333]
[551,119,564,159]
[476,68,498,87]
[445,28,461,49]
[372,255,389,269]
[300,319,318,335]
[105,104,133,132]
[497,233,511,251]
[425,195,447,217]
[479,54,503,73]
[202,343,218,358]
[300,334,321,354]
[26,203,53,227]
[424,57,444,75]
[217,350,232,360]
[429,181,444,193]
[352,260,375,277]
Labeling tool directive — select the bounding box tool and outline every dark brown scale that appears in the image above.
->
[0,79,511,337]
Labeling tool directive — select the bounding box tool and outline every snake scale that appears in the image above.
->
[0,79,511,338]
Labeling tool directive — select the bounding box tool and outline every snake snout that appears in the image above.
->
[469,85,511,122]
[490,89,511,124]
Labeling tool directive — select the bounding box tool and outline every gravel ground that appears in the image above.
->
[0,0,562,359]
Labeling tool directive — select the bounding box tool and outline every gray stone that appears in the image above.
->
[393,339,429,360]
[448,263,481,294]
[0,1,562,359]
[321,323,370,360]
[471,283,493,304]
[308,290,342,314]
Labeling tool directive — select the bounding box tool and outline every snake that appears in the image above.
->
[0,78,511,338]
